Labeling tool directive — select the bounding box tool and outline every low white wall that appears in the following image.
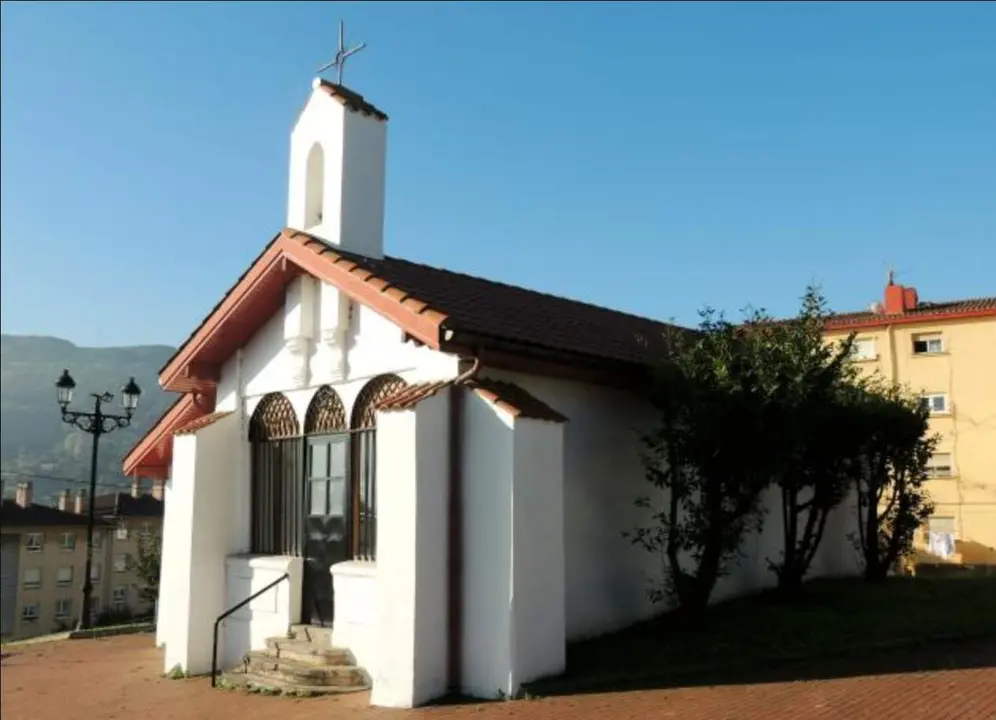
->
[160,413,239,675]
[370,393,450,708]
[460,393,567,699]
[460,391,514,698]
[482,368,863,643]
[222,554,303,670]
[331,561,379,674]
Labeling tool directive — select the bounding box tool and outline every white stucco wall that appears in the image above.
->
[330,561,378,672]
[286,80,387,259]
[510,418,566,687]
[160,412,239,674]
[460,393,514,697]
[222,554,303,669]
[482,368,862,642]
[370,395,450,708]
[460,394,567,699]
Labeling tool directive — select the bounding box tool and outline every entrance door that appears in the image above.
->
[301,435,350,627]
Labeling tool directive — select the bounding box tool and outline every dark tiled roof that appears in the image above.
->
[175,411,233,435]
[826,296,996,329]
[299,234,683,367]
[89,493,164,518]
[0,499,111,528]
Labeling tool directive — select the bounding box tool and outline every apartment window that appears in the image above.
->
[851,337,877,361]
[112,586,128,608]
[90,564,102,581]
[21,604,39,622]
[920,393,950,415]
[56,566,74,587]
[139,523,152,541]
[55,598,72,620]
[59,532,77,551]
[114,554,129,572]
[23,568,42,590]
[912,333,944,354]
[926,453,954,478]
[92,531,103,549]
[25,533,43,552]
[115,524,129,540]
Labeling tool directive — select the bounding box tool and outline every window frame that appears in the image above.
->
[113,553,129,573]
[112,586,128,607]
[912,333,945,355]
[23,567,42,590]
[56,566,74,587]
[59,532,77,551]
[850,337,878,361]
[21,603,40,622]
[115,524,129,541]
[54,598,72,620]
[25,533,43,552]
[925,453,955,478]
[920,393,950,415]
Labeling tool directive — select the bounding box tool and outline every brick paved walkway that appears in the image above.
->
[1,634,993,720]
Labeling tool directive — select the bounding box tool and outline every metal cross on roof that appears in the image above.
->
[317,20,367,86]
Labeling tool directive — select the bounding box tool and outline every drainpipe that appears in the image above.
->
[447,355,480,693]
[235,348,247,551]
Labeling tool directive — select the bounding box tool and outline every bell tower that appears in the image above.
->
[287,23,388,258]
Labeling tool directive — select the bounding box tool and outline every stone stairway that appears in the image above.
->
[219,625,370,696]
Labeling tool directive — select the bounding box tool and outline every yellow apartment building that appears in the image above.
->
[825,278,996,567]
[0,478,164,641]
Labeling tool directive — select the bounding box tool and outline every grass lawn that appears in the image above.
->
[527,577,996,696]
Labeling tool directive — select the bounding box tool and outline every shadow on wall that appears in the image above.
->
[914,540,996,577]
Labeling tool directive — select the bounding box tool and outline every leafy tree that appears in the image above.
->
[763,289,861,590]
[851,382,937,579]
[129,532,162,605]
[629,307,777,613]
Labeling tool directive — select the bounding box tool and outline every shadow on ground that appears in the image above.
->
[524,577,996,698]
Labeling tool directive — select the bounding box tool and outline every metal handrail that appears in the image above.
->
[210,572,289,688]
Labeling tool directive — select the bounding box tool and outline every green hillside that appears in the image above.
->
[0,334,177,504]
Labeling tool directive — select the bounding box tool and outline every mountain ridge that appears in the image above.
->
[1,333,177,504]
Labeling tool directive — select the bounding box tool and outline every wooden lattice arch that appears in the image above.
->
[351,374,408,429]
[304,385,348,434]
[248,392,300,441]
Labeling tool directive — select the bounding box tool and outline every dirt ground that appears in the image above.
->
[2,634,994,720]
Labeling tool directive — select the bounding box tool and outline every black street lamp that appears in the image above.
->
[56,369,141,631]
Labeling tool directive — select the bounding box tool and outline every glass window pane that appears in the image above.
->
[310,442,328,478]
[309,479,327,516]
[328,477,346,516]
[329,440,347,475]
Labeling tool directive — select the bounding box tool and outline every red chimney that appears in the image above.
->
[884,277,919,315]
[74,489,87,515]
[57,489,72,512]
[131,476,143,499]
[15,481,33,508]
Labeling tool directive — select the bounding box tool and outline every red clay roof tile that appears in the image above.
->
[826,296,996,329]
[466,378,567,423]
[377,376,567,424]
[174,411,233,435]
[314,80,389,121]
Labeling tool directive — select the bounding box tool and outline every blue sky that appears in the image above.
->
[2,2,994,348]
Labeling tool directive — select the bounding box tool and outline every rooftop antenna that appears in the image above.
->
[317,20,367,86]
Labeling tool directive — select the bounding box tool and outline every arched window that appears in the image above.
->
[304,142,325,229]
[249,393,302,555]
[349,374,407,559]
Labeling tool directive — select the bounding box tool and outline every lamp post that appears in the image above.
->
[56,369,141,631]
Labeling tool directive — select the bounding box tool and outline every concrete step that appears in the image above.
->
[219,668,368,697]
[288,624,335,647]
[263,638,352,666]
[244,652,368,688]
